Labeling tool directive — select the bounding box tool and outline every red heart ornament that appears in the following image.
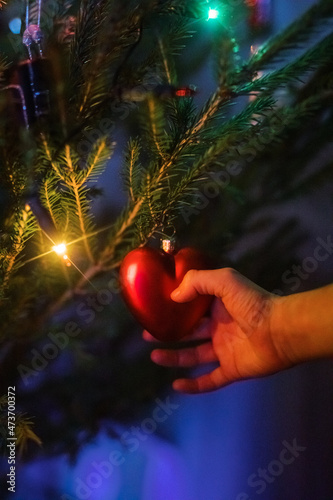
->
[119,246,213,342]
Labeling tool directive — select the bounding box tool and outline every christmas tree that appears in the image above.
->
[1,0,333,461]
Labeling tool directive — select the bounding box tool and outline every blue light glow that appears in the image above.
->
[9,18,22,34]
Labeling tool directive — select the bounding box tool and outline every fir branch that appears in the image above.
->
[15,415,42,457]
[157,0,209,19]
[237,32,333,95]
[145,97,170,160]
[202,95,275,144]
[167,97,197,145]
[40,136,67,184]
[144,172,160,226]
[246,0,333,74]
[148,90,229,184]
[159,16,195,58]
[214,33,241,89]
[0,397,41,456]
[99,88,230,264]
[182,88,233,150]
[71,1,143,121]
[0,207,37,294]
[63,145,95,263]
[158,37,174,84]
[70,0,106,107]
[167,94,326,215]
[0,55,8,76]
[39,175,61,230]
[76,137,113,186]
[122,138,142,202]
[99,200,143,265]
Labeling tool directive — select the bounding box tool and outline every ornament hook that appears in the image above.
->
[23,0,43,58]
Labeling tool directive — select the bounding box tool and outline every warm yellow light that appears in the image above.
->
[52,243,67,256]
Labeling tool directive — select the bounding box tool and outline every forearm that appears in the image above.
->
[271,284,333,364]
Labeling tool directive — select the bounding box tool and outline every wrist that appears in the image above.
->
[270,286,333,364]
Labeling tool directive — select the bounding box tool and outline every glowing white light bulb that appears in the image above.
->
[52,243,67,256]
[208,8,219,20]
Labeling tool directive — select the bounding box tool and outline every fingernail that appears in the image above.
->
[150,350,160,363]
[170,288,180,299]
[172,380,184,392]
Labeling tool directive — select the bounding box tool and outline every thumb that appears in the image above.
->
[171,268,224,302]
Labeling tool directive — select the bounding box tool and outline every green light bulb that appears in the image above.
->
[208,7,219,20]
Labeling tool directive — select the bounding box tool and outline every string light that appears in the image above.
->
[9,17,22,34]
[52,243,72,267]
[52,243,67,256]
[208,7,219,20]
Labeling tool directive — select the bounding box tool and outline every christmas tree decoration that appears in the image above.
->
[119,241,213,342]
[52,242,71,266]
[54,15,76,44]
[4,0,54,127]
[8,17,22,34]
[2,84,30,129]
[246,0,273,33]
[52,242,67,256]
[8,58,52,125]
[23,0,44,58]
[0,0,333,462]
[119,84,197,102]
[208,7,220,20]
[23,24,44,56]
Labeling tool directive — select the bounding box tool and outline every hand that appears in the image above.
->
[149,268,293,394]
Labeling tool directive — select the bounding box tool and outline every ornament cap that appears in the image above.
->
[23,24,44,47]
[161,238,176,254]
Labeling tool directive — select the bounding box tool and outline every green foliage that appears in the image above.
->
[238,31,333,95]
[0,0,333,454]
[1,0,331,303]
[0,396,41,456]
[246,0,333,73]
[122,138,143,202]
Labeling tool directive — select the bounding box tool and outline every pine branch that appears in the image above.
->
[144,172,162,228]
[237,31,333,95]
[244,0,333,74]
[121,138,142,202]
[158,15,195,59]
[63,145,95,263]
[76,137,113,186]
[0,55,8,76]
[214,32,241,89]
[69,0,107,110]
[0,396,41,456]
[99,200,143,265]
[157,0,210,19]
[15,415,42,457]
[40,136,67,183]
[39,174,62,230]
[144,97,170,161]
[99,87,231,264]
[158,37,174,84]
[167,97,197,145]
[203,95,275,143]
[71,1,143,122]
[0,207,37,296]
[167,94,327,215]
